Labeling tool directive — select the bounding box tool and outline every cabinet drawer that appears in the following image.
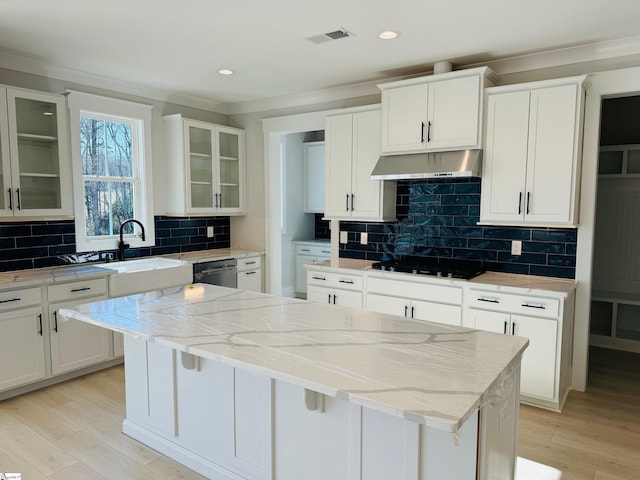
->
[296,245,331,256]
[307,270,362,291]
[237,256,262,271]
[469,290,560,319]
[367,276,462,305]
[0,286,42,311]
[48,277,108,303]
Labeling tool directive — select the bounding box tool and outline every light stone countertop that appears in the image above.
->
[307,258,374,273]
[164,248,263,264]
[60,284,528,433]
[0,264,113,289]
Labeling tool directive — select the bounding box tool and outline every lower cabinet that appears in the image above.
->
[0,303,45,391]
[47,277,111,375]
[366,275,463,326]
[237,255,262,293]
[294,242,331,297]
[306,269,363,309]
[468,288,574,411]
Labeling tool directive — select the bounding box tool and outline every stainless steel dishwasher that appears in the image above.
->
[193,258,237,288]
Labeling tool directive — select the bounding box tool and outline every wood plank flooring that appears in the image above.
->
[0,346,638,479]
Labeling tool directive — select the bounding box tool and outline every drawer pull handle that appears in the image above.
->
[301,249,311,252]
[245,271,257,275]
[0,297,21,304]
[404,305,408,317]
[53,311,58,333]
[38,313,43,336]
[522,303,545,309]
[339,280,354,284]
[333,294,337,304]
[512,322,516,335]
[503,321,508,334]
[321,250,331,254]
[478,298,499,304]
[245,261,257,265]
[70,287,91,293]
[411,305,415,318]
[312,276,326,281]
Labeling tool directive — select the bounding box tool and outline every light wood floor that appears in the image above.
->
[0,346,638,479]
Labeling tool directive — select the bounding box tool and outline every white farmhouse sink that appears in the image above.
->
[106,257,193,297]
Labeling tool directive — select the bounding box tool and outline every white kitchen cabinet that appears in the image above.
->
[378,67,496,154]
[237,254,262,293]
[164,114,245,216]
[294,242,331,296]
[306,268,363,309]
[324,106,396,221]
[366,274,463,326]
[0,86,72,217]
[468,287,574,410]
[480,76,588,226]
[304,141,325,213]
[47,277,111,375]
[0,285,45,392]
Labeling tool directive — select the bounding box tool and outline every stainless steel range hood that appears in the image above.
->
[370,149,482,180]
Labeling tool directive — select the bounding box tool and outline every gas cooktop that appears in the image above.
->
[370,256,485,280]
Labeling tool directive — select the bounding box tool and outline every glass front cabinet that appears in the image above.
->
[0,87,72,217]
[164,114,245,216]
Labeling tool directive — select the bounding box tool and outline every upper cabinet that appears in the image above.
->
[378,67,497,154]
[0,87,72,218]
[164,114,245,216]
[480,76,588,226]
[324,105,396,221]
[303,141,325,213]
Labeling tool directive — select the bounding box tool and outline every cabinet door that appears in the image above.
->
[186,122,216,211]
[296,254,318,295]
[480,90,530,223]
[307,285,333,305]
[49,298,112,375]
[6,89,71,217]
[524,84,580,224]
[351,109,383,219]
[381,83,429,153]
[471,308,510,334]
[0,87,12,215]
[304,142,325,213]
[366,293,407,318]
[0,306,45,391]
[426,75,481,151]
[334,289,362,310]
[324,114,354,217]
[513,315,558,400]
[217,126,244,214]
[238,269,261,293]
[411,299,461,326]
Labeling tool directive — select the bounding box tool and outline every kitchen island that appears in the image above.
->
[60,284,528,480]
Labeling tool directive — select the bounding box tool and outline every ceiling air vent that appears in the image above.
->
[306,28,354,45]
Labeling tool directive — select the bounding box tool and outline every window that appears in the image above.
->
[67,92,154,253]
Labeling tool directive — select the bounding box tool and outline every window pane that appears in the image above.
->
[106,121,133,178]
[80,118,106,176]
[84,180,134,237]
[84,180,110,237]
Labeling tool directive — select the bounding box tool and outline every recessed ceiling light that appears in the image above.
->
[379,31,399,40]
[218,69,234,75]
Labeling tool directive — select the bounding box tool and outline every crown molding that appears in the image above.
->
[3,35,640,117]
[0,52,231,115]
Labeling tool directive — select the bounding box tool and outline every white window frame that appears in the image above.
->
[67,91,155,253]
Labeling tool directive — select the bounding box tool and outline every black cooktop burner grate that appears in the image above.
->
[371,256,485,280]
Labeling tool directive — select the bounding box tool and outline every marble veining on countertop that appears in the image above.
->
[0,264,113,288]
[60,284,527,433]
[164,248,263,264]
[309,258,374,272]
[470,272,577,296]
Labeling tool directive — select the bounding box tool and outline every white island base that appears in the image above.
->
[123,336,520,480]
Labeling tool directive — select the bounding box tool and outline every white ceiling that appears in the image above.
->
[2,0,640,113]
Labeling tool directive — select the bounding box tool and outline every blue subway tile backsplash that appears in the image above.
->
[0,215,231,272]
[339,178,577,279]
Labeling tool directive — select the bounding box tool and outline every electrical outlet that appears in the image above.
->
[511,240,522,256]
[207,226,214,238]
[360,232,368,245]
[339,231,348,244]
